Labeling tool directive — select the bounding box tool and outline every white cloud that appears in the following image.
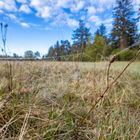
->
[19,4,31,14]
[0,0,139,30]
[7,14,17,21]
[138,22,140,30]
[97,7,104,13]
[89,0,114,9]
[104,18,113,25]
[87,6,96,15]
[37,6,51,19]
[133,0,139,10]
[0,9,3,13]
[56,0,71,8]
[0,0,17,12]
[0,1,4,8]
[20,22,30,28]
[71,0,85,12]
[30,0,47,7]
[30,0,52,19]
[133,0,139,5]
[67,18,79,28]
[7,13,31,28]
[29,0,115,29]
[103,18,113,32]
[30,0,81,27]
[16,0,27,3]
[89,15,102,26]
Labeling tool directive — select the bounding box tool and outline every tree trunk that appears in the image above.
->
[120,34,127,49]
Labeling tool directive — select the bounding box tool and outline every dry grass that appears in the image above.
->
[0,61,140,140]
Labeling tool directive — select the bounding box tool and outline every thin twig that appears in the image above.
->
[19,107,31,140]
[0,92,13,110]
[132,125,140,140]
[106,54,118,87]
[81,49,140,123]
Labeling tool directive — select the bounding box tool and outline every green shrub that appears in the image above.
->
[111,49,140,61]
[119,49,138,61]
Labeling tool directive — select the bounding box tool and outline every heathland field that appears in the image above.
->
[0,61,140,140]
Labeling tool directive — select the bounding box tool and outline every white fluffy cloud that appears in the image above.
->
[87,6,97,15]
[0,0,139,29]
[19,4,31,14]
[56,0,71,8]
[89,15,102,26]
[71,0,85,12]
[7,13,30,28]
[0,0,17,12]
[7,13,17,20]
[28,0,116,28]
[30,0,52,19]
[20,22,30,28]
[67,18,79,28]
[30,0,83,27]
[37,6,51,19]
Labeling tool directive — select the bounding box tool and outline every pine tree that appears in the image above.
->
[111,0,138,49]
[72,20,91,52]
[34,51,40,59]
[138,4,140,40]
[96,24,107,38]
[60,40,71,55]
[47,46,55,57]
[138,4,140,20]
[54,41,61,56]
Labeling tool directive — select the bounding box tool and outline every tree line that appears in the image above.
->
[0,0,140,61]
[45,0,140,61]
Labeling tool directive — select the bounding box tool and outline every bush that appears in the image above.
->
[111,49,140,61]
[119,49,137,61]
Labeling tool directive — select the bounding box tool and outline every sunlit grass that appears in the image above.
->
[0,61,140,139]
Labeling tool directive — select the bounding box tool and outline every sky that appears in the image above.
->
[0,0,139,56]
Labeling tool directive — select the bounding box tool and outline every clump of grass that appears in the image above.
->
[0,61,140,139]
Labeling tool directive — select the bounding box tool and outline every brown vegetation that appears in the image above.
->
[0,61,140,139]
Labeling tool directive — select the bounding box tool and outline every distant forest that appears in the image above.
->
[45,0,140,61]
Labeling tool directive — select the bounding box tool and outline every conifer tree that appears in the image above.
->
[72,20,91,52]
[96,24,107,38]
[111,0,138,49]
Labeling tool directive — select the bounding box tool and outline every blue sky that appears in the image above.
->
[0,0,139,56]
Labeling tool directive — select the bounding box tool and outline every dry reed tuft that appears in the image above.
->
[0,60,140,139]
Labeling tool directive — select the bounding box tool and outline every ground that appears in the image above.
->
[0,61,140,140]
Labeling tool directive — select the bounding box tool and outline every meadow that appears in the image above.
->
[0,61,140,140]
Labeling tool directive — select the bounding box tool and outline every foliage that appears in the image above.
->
[111,0,138,49]
[24,50,41,59]
[119,49,138,60]
[47,40,71,60]
[45,4,140,62]
[24,50,35,59]
[96,24,107,39]
[111,48,140,61]
[47,46,55,57]
[13,53,19,58]
[34,51,40,59]
[112,49,140,61]
[138,4,140,21]
[72,20,91,51]
[84,35,108,61]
